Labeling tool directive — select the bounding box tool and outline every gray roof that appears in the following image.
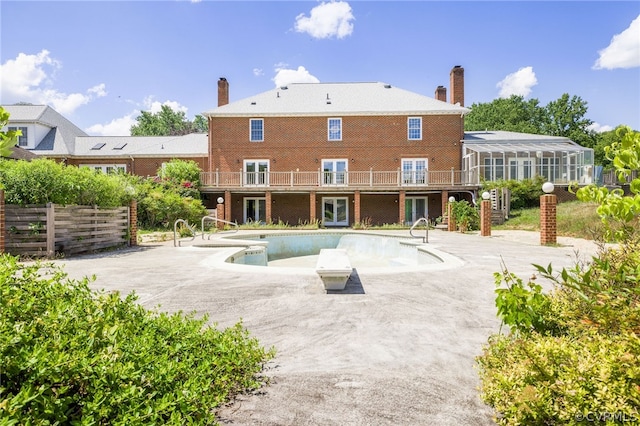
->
[204,82,470,117]
[463,131,591,153]
[73,133,207,158]
[3,104,88,156]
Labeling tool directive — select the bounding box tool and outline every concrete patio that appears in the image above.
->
[49,229,603,425]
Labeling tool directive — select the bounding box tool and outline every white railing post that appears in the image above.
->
[370,167,373,186]
[215,168,219,187]
[451,167,455,185]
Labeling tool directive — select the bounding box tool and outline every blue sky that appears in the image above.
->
[1,1,639,136]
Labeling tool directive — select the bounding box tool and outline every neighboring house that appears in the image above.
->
[202,66,593,226]
[1,104,208,178]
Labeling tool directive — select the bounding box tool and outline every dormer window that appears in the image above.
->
[8,126,28,146]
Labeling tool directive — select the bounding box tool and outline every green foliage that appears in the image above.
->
[465,95,544,134]
[577,127,640,242]
[478,127,640,424]
[542,93,597,148]
[0,255,274,424]
[0,107,20,158]
[130,105,205,136]
[0,158,133,207]
[158,159,202,198]
[483,176,545,209]
[449,200,479,231]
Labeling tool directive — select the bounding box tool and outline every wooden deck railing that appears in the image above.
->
[200,169,477,188]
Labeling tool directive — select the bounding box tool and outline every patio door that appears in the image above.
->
[402,159,427,185]
[244,197,266,223]
[508,158,532,180]
[405,197,429,225]
[244,160,269,186]
[322,159,347,185]
[322,197,348,226]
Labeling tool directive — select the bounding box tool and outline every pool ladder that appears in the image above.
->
[173,216,239,247]
[410,217,429,243]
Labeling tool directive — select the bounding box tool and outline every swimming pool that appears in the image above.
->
[211,232,463,272]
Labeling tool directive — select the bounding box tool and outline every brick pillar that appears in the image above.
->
[441,191,449,220]
[216,199,225,230]
[540,194,557,245]
[265,191,272,224]
[129,199,138,246]
[0,190,5,254]
[309,192,317,224]
[447,202,456,232]
[224,191,232,225]
[480,199,491,237]
[398,191,406,225]
[354,191,361,225]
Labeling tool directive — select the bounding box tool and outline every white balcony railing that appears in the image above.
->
[201,168,477,188]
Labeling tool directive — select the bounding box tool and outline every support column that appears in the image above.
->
[129,199,138,246]
[480,199,491,237]
[309,192,316,225]
[540,193,557,245]
[441,190,449,220]
[224,190,232,225]
[265,191,272,224]
[216,197,225,230]
[447,201,456,232]
[354,191,361,225]
[398,191,406,225]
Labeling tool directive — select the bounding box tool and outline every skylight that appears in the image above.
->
[91,142,106,150]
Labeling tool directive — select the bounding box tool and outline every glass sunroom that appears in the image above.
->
[462,131,594,185]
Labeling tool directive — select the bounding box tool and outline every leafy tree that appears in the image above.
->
[0,106,20,158]
[542,93,596,148]
[130,105,206,136]
[465,95,544,134]
[592,125,626,170]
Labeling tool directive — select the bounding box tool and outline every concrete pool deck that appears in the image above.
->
[49,229,605,425]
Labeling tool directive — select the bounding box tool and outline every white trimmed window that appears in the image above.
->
[328,118,342,141]
[401,158,427,185]
[8,126,28,146]
[408,117,422,140]
[322,159,348,185]
[250,119,264,142]
[243,160,269,186]
[81,164,127,174]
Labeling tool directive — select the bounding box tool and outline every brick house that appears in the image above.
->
[1,104,208,177]
[202,66,477,226]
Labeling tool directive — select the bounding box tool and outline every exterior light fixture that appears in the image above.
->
[216,197,224,204]
[448,196,456,203]
[542,182,555,194]
[482,191,491,200]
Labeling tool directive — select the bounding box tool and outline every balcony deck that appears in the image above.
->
[200,170,480,192]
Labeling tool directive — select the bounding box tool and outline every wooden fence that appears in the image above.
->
[3,202,132,258]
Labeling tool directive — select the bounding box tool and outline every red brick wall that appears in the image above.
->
[360,194,398,225]
[540,194,557,245]
[271,193,310,225]
[209,114,464,173]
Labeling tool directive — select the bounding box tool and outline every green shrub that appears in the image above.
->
[0,159,133,207]
[483,176,545,210]
[0,255,274,424]
[450,200,479,231]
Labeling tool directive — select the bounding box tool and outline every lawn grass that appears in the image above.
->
[495,201,604,240]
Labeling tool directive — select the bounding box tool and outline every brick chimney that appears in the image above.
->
[449,65,464,107]
[435,85,447,102]
[218,77,229,107]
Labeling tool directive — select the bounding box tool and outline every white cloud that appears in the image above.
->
[253,68,264,77]
[294,1,355,39]
[273,65,320,87]
[496,66,538,98]
[593,14,640,70]
[142,96,188,114]
[587,122,614,133]
[0,50,106,115]
[86,112,138,136]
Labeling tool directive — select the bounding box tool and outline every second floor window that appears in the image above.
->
[408,117,422,140]
[9,126,28,146]
[250,119,264,142]
[328,118,342,141]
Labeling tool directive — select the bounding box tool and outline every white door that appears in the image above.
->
[402,159,427,185]
[405,197,429,225]
[322,160,347,185]
[244,160,269,186]
[322,197,348,226]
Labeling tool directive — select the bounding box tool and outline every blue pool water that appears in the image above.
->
[225,233,445,269]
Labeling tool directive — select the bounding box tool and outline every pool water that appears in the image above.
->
[226,233,444,269]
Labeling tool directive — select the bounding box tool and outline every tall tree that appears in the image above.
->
[542,93,596,148]
[464,95,544,134]
[130,105,206,136]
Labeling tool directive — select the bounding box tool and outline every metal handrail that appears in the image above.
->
[409,217,430,243]
[174,219,197,247]
[201,215,238,239]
